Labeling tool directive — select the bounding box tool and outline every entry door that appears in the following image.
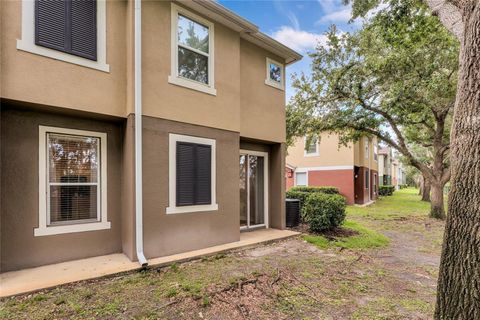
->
[239,150,268,229]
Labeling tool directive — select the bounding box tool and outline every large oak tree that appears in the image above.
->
[288,0,457,219]
[346,0,480,317]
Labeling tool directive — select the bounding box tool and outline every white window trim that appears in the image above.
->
[265,57,285,90]
[167,133,218,214]
[168,3,216,96]
[365,137,370,160]
[16,0,110,73]
[35,126,110,237]
[294,170,308,187]
[304,136,319,157]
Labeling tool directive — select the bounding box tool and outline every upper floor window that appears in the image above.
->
[169,4,216,96]
[35,126,110,236]
[17,0,109,72]
[365,137,370,159]
[36,0,97,60]
[265,58,284,90]
[373,144,378,161]
[304,136,319,156]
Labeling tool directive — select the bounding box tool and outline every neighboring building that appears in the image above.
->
[392,157,406,189]
[0,0,301,272]
[378,147,392,185]
[286,133,379,205]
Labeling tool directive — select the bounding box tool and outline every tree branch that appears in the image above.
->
[425,0,464,40]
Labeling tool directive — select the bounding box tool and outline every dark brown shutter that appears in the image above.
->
[35,0,97,61]
[176,142,212,207]
[195,144,212,205]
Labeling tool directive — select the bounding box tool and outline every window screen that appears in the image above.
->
[305,137,318,154]
[35,0,97,60]
[296,172,307,186]
[47,133,100,224]
[176,142,212,206]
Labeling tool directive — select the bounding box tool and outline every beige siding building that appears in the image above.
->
[0,0,301,272]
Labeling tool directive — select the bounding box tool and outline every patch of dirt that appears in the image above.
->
[289,223,360,240]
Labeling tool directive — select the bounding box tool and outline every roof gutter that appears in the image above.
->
[134,0,148,267]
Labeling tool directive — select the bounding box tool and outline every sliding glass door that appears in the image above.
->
[239,150,268,229]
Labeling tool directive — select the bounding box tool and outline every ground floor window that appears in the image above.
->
[35,126,110,236]
[167,134,218,214]
[296,172,307,186]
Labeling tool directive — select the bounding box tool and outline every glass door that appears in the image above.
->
[239,151,268,229]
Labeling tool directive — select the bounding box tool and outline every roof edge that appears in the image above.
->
[178,0,303,64]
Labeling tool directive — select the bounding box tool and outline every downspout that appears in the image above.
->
[134,0,148,267]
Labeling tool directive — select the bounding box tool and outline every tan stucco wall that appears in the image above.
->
[1,0,287,143]
[286,133,354,168]
[0,0,128,117]
[353,136,378,171]
[0,106,123,272]
[141,116,240,259]
[141,1,241,132]
[239,40,286,143]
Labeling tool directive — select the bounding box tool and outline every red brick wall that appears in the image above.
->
[307,169,355,205]
[285,167,295,190]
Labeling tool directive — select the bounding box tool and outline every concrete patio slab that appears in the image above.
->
[0,228,299,298]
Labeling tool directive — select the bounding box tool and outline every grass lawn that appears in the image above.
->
[0,188,445,319]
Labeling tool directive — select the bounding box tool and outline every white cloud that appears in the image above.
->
[317,7,352,24]
[271,26,328,53]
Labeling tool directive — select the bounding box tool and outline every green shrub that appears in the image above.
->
[289,186,339,194]
[285,190,310,208]
[379,185,395,196]
[302,193,347,232]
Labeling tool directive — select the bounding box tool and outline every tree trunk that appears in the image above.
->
[435,4,480,318]
[421,177,431,202]
[429,183,445,219]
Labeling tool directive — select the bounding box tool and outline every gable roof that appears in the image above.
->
[177,0,303,65]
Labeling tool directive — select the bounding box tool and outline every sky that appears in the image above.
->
[218,0,362,101]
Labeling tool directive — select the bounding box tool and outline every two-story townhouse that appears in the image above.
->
[0,0,301,274]
[286,133,379,205]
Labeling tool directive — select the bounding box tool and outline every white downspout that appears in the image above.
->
[134,0,148,267]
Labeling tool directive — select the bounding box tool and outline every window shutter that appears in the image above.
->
[195,144,212,205]
[176,142,196,206]
[35,0,67,52]
[35,0,97,61]
[176,142,212,206]
[71,0,97,60]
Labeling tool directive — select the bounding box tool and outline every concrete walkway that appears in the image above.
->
[0,228,299,297]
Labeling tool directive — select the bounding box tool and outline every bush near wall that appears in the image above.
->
[289,186,339,194]
[379,185,395,196]
[286,186,340,209]
[302,193,347,232]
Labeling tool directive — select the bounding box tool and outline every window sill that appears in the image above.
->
[34,221,111,237]
[166,203,219,215]
[17,40,110,73]
[264,79,285,91]
[168,76,217,96]
[304,153,319,157]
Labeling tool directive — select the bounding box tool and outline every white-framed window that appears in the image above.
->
[365,137,370,159]
[35,126,110,236]
[17,0,109,72]
[167,134,218,214]
[304,136,319,156]
[295,172,307,186]
[374,143,378,161]
[168,3,216,96]
[265,57,284,90]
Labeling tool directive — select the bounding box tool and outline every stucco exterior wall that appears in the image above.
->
[287,133,354,168]
[0,106,123,272]
[239,39,286,143]
[141,116,240,259]
[0,0,128,117]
